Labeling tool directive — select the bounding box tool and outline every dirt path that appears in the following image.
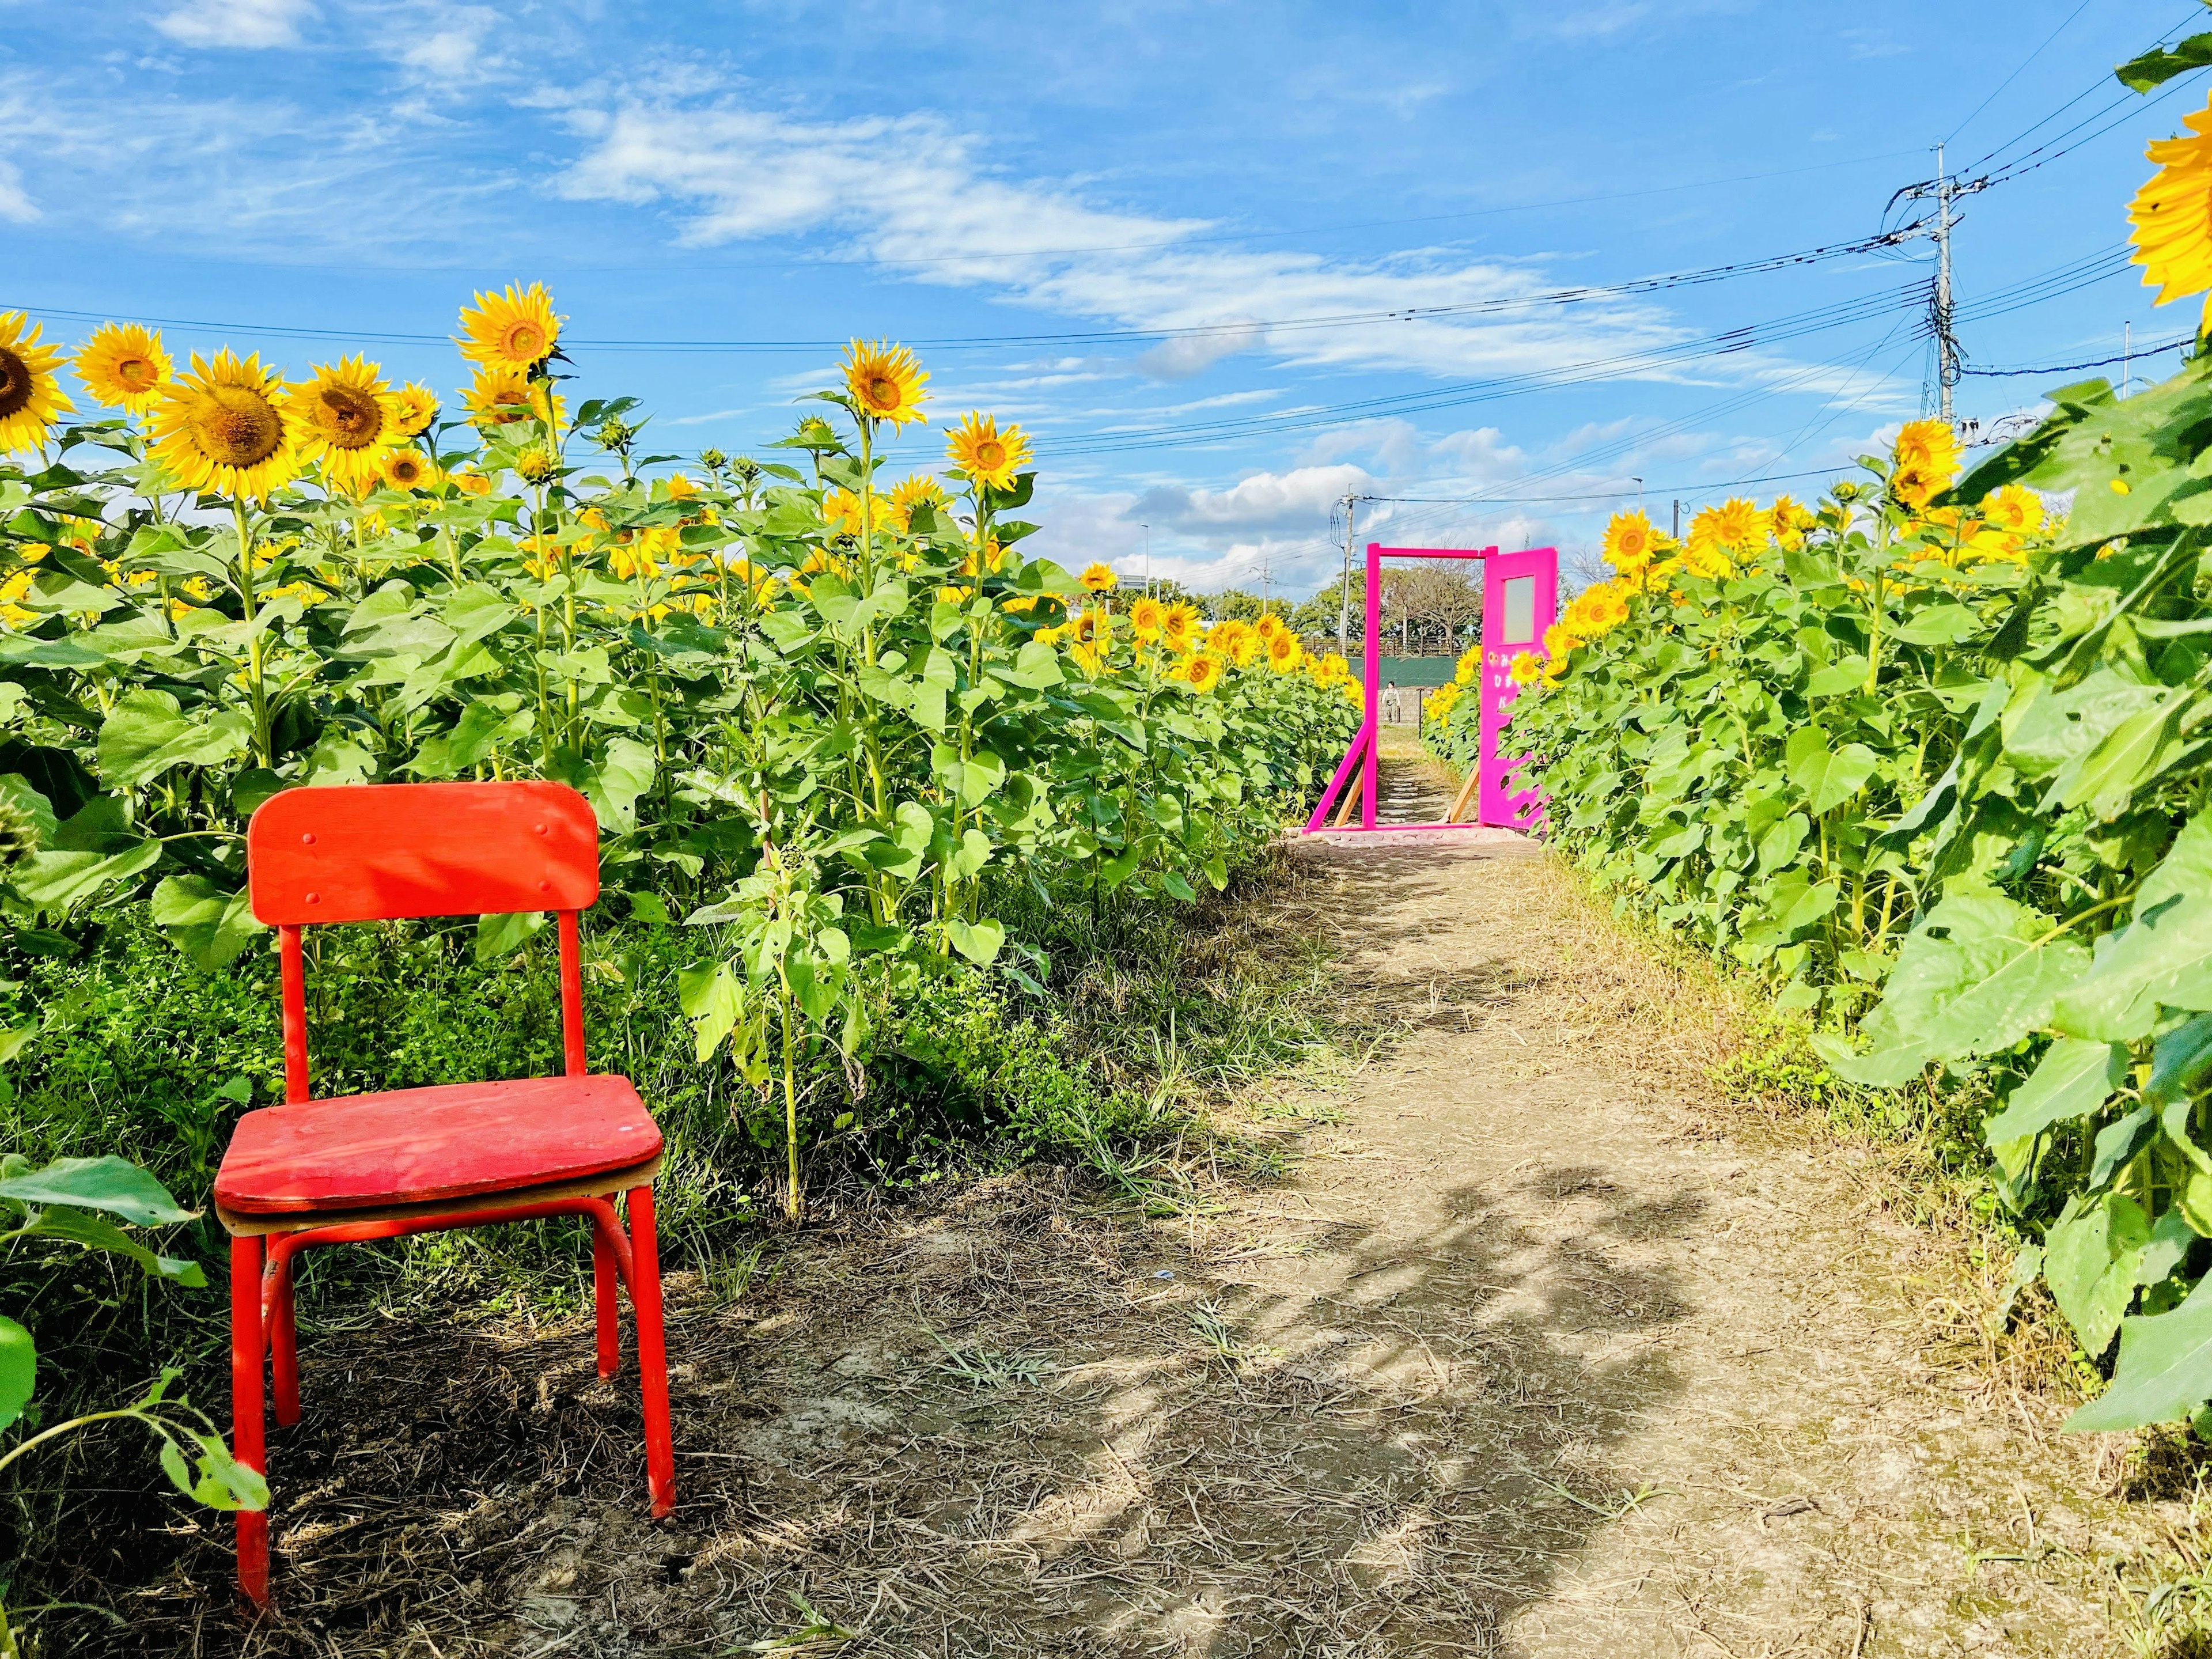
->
[132,761,2172,1658]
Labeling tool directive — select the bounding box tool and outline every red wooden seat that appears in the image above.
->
[217,1077,661,1215]
[219,781,676,1609]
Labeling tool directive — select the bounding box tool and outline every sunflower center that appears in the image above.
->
[503,321,547,362]
[0,345,29,420]
[115,355,158,391]
[863,375,900,410]
[316,385,384,449]
[975,440,1005,471]
[191,385,284,468]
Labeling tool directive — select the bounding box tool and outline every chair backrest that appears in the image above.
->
[247,782,601,1101]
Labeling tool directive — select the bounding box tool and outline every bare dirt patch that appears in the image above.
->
[86,757,2179,1658]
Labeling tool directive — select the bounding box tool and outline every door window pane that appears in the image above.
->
[1502,575,1536,643]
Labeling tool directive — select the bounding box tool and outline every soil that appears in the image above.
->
[95,749,2184,1658]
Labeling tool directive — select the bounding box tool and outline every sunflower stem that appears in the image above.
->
[232,497,272,769]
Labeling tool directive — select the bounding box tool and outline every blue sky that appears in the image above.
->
[2,0,2205,595]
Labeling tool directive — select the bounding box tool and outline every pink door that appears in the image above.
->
[1478,548,1557,828]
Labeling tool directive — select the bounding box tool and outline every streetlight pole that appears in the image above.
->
[1336,493,1360,657]
[1141,523,1150,594]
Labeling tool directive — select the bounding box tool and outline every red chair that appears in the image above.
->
[216,781,676,1607]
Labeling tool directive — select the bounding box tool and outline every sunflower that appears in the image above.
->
[1709,497,1763,552]
[393,382,439,435]
[454,469,493,498]
[1254,613,1283,643]
[74,322,171,415]
[291,356,404,493]
[1079,562,1118,593]
[2131,93,2212,323]
[150,349,298,499]
[1890,464,1943,512]
[842,340,930,428]
[456,282,562,372]
[1601,509,1657,576]
[1185,653,1224,694]
[1070,606,1113,649]
[462,365,564,432]
[824,487,879,539]
[1127,593,1167,641]
[1892,417,1960,479]
[381,448,437,490]
[946,412,1032,491]
[1982,482,2045,535]
[1161,601,1200,652]
[1508,650,1543,686]
[514,446,557,484]
[1768,495,1813,551]
[886,472,951,532]
[662,474,699,502]
[0,313,75,457]
[1265,630,1302,673]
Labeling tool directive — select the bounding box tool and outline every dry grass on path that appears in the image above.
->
[66,762,2212,1658]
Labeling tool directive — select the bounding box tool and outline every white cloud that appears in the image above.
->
[551,96,1710,385]
[394,5,502,85]
[151,0,315,48]
[0,158,36,223]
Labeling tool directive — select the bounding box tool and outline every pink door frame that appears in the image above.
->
[1476,546,1558,831]
[1303,541,1559,834]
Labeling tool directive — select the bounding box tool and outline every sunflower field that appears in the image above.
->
[0,291,1360,1230]
[1442,47,2212,1438]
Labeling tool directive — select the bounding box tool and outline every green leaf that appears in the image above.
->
[0,1316,33,1431]
[10,838,161,914]
[2092,1105,2157,1190]
[0,1154,196,1225]
[96,689,252,789]
[1785,727,1878,816]
[2046,1192,2153,1354]
[475,908,546,961]
[677,959,743,1060]
[2067,1272,2212,1433]
[1162,870,1198,902]
[1983,1038,2127,1145]
[0,773,56,850]
[151,874,265,969]
[1833,892,2090,1086]
[945,915,1006,965]
[2118,30,2212,92]
[18,1208,205,1285]
[1781,878,1840,933]
[2052,896,2212,1045]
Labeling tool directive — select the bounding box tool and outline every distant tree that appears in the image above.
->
[1381,562,1482,656]
[1205,588,1292,623]
[1291,572,1368,645]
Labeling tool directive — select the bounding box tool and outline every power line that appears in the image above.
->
[1041,285,1923,457]
[1945,0,2098,147]
[1961,334,2192,376]
[2,227,1936,359]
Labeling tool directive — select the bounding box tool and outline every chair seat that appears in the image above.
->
[214,1074,662,1217]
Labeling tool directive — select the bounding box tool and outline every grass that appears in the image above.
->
[0,833,1385,1641]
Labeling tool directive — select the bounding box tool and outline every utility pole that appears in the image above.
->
[1671,498,1681,540]
[1892,148,1980,427]
[2123,323,2133,399]
[1336,493,1359,657]
[1141,523,1151,593]
[1632,476,1643,516]
[1933,142,1958,425]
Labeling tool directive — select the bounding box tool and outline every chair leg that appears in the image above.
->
[592,1219,621,1380]
[626,1186,676,1518]
[231,1234,270,1608]
[270,1253,300,1427]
